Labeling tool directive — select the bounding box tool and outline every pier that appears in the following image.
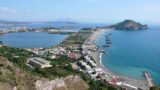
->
[144,71,154,87]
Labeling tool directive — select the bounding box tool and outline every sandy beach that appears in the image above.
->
[86,28,150,90]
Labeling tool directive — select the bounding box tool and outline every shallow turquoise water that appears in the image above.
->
[96,27,160,85]
[0,32,68,48]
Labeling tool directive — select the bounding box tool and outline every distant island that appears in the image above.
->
[110,20,148,30]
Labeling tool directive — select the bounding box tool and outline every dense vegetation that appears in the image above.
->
[61,29,93,45]
[0,46,117,90]
[0,47,77,78]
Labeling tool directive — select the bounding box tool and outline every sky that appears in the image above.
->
[0,0,160,24]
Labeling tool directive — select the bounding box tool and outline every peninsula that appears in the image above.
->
[0,20,159,90]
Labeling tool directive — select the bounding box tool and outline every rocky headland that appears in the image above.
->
[110,20,148,30]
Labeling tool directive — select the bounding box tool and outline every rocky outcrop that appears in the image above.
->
[110,20,148,30]
[0,56,39,90]
[35,75,89,90]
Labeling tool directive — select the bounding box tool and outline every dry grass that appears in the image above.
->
[0,56,39,90]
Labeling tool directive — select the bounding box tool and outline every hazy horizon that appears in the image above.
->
[0,0,160,24]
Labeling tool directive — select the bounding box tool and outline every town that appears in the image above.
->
[0,27,149,90]
[0,26,76,34]
[0,25,154,90]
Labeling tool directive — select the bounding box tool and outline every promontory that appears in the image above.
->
[110,20,148,30]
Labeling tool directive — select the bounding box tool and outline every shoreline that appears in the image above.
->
[88,29,149,90]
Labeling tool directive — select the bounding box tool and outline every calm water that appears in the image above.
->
[0,32,68,48]
[96,26,160,85]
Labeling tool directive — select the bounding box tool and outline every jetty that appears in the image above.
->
[103,45,110,48]
[144,71,154,87]
[106,42,112,44]
[81,29,150,90]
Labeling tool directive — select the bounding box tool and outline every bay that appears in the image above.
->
[96,26,160,85]
[0,32,68,48]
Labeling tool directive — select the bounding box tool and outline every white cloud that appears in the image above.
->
[0,6,16,13]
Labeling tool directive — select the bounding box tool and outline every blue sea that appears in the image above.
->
[0,32,68,48]
[96,26,160,85]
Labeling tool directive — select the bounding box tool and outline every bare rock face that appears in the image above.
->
[35,79,66,90]
[110,20,148,30]
[35,75,89,90]
[0,56,39,90]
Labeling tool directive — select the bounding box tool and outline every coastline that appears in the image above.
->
[88,29,150,90]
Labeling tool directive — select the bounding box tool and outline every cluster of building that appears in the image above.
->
[26,45,82,60]
[0,26,75,34]
[76,33,116,84]
[77,50,115,83]
[0,27,29,34]
[25,45,83,69]
[26,46,65,59]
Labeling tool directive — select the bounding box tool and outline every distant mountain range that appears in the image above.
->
[45,21,77,24]
[0,19,77,26]
[0,20,29,25]
[0,19,148,30]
